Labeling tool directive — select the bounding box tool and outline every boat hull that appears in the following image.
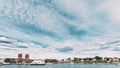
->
[30,64,46,65]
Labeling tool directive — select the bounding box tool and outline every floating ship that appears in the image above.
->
[30,59,46,65]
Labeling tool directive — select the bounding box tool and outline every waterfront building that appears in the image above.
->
[92,58,96,62]
[25,54,29,62]
[112,57,119,62]
[104,57,113,63]
[25,54,29,60]
[80,59,84,63]
[18,53,23,63]
[18,53,22,60]
[0,58,4,64]
[25,54,32,63]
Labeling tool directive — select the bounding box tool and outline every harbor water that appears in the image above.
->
[0,64,120,68]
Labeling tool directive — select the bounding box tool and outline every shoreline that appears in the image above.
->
[1,63,116,65]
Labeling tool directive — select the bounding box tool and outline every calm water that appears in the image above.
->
[0,64,120,68]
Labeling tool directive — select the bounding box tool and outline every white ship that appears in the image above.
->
[30,59,46,65]
[3,62,10,65]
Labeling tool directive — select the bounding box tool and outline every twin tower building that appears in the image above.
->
[18,53,32,63]
[18,53,29,60]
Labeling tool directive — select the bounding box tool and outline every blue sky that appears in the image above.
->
[0,0,120,59]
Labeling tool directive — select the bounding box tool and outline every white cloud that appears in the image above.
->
[99,0,120,23]
[1,0,120,59]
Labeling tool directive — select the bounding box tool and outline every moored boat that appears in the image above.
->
[30,59,46,65]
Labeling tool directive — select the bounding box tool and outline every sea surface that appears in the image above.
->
[0,64,120,68]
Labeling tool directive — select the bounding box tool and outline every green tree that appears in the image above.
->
[68,57,71,60]
[62,59,64,61]
[45,59,58,63]
[4,58,11,63]
[74,58,81,63]
[94,56,102,61]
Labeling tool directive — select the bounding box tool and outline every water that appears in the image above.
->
[0,64,119,68]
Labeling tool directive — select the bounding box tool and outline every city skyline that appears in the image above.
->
[0,0,120,59]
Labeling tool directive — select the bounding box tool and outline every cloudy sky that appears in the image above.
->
[0,0,120,59]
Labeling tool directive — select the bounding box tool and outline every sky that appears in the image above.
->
[0,0,120,59]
